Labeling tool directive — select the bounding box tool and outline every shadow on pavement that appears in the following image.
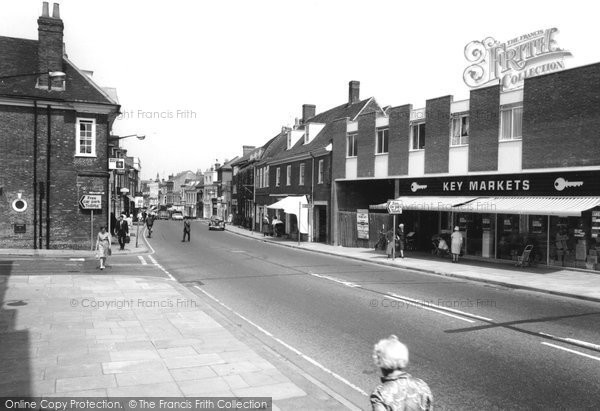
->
[0,260,32,396]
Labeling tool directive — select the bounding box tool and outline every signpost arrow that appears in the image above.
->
[79,195,102,210]
[387,200,403,215]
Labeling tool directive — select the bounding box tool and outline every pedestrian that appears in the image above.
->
[272,216,282,237]
[125,213,133,229]
[451,226,463,263]
[182,217,191,242]
[555,227,569,266]
[385,228,396,258]
[146,213,155,237]
[262,215,270,237]
[95,226,111,270]
[371,334,433,411]
[116,214,129,250]
[397,224,405,258]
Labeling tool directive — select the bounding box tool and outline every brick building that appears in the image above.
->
[254,81,383,242]
[0,3,120,249]
[331,63,600,271]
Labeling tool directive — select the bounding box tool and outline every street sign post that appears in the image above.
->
[80,195,102,251]
[387,200,402,259]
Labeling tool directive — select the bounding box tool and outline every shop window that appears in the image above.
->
[500,106,523,141]
[347,133,358,157]
[376,128,389,154]
[411,123,425,150]
[451,115,469,146]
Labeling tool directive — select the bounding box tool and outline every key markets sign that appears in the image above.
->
[463,28,572,91]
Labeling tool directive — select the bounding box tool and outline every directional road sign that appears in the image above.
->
[387,200,403,214]
[79,195,102,210]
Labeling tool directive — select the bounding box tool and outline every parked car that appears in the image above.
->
[171,212,184,220]
[208,217,225,231]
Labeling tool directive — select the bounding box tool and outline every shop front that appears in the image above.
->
[372,170,600,271]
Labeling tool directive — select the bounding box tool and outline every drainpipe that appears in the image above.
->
[46,105,51,249]
[33,101,38,249]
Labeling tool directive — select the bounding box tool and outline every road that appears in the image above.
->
[6,220,598,409]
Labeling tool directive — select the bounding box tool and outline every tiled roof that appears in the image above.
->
[0,36,118,105]
[267,98,382,162]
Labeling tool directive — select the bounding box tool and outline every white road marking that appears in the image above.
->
[389,293,493,322]
[542,342,600,362]
[68,258,85,261]
[194,286,369,397]
[386,293,475,323]
[147,255,176,281]
[538,332,600,352]
[310,273,361,288]
[138,256,147,265]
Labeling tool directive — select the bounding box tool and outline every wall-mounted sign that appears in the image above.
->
[399,170,600,197]
[592,211,600,239]
[13,224,26,234]
[482,217,491,231]
[357,209,369,240]
[109,158,125,170]
[463,28,572,91]
[531,217,544,234]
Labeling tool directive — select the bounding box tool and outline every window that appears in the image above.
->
[258,168,263,188]
[299,163,305,186]
[451,115,469,146]
[410,123,425,150]
[318,159,324,184]
[347,133,358,157]
[376,128,389,154]
[76,118,96,156]
[286,165,291,186]
[264,166,269,188]
[276,167,281,187]
[500,106,523,140]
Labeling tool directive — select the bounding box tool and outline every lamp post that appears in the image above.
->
[0,71,66,249]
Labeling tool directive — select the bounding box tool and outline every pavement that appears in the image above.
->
[223,224,600,303]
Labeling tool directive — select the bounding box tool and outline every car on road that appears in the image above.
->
[208,217,225,231]
[171,212,184,220]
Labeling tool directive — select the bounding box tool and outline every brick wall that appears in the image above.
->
[0,105,109,249]
[388,104,412,176]
[357,111,376,178]
[425,96,452,174]
[468,84,500,171]
[331,118,348,180]
[522,63,600,168]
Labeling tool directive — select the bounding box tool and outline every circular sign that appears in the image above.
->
[12,198,28,212]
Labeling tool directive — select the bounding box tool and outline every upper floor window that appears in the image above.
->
[276,167,281,187]
[299,163,305,186]
[411,123,425,150]
[376,128,389,154]
[500,106,523,141]
[264,166,269,188]
[318,159,324,184]
[286,165,291,186]
[76,118,96,157]
[451,115,469,146]
[347,133,358,157]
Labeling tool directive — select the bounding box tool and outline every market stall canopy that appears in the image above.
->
[267,195,309,234]
[457,197,600,217]
[370,197,479,211]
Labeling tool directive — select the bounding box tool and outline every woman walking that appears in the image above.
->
[451,226,463,263]
[96,226,111,270]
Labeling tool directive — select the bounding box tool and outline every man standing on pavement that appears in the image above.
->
[182,217,191,242]
[116,214,129,250]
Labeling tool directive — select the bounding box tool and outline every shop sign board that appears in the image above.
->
[79,195,102,210]
[356,209,370,240]
[463,28,571,91]
[135,196,144,208]
[109,158,125,170]
[592,211,600,239]
[398,171,599,197]
[387,201,403,215]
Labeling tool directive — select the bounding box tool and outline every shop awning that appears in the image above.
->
[370,196,479,211]
[457,196,600,217]
[267,195,309,234]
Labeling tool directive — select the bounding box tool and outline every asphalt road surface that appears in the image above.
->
[143,220,600,409]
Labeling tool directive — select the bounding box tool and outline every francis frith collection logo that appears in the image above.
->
[463,28,572,91]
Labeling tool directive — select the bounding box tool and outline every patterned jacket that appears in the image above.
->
[371,370,433,411]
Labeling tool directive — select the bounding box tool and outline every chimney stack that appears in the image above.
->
[242,145,256,156]
[302,104,316,123]
[38,2,64,89]
[348,80,360,104]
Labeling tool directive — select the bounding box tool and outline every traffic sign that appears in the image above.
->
[79,195,102,210]
[387,200,403,214]
[134,196,144,208]
[109,158,125,170]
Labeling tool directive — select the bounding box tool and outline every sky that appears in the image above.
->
[3,0,600,180]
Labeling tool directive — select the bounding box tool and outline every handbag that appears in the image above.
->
[108,248,112,256]
[125,235,130,244]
